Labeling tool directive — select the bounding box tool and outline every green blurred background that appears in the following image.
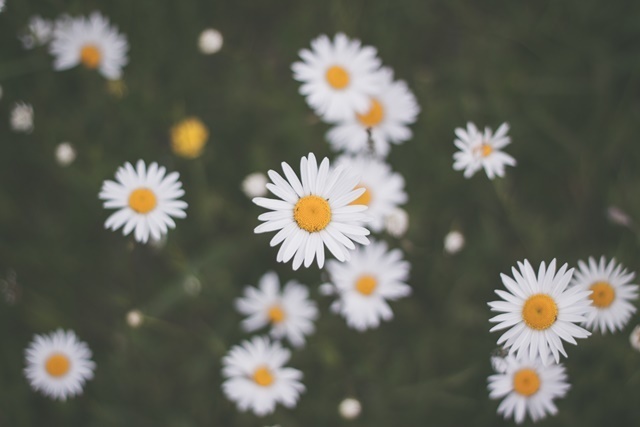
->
[2,0,640,425]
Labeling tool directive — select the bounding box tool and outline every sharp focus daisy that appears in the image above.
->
[99,160,188,243]
[489,259,592,365]
[292,33,383,122]
[333,154,407,233]
[49,12,128,79]
[571,256,638,333]
[326,67,420,157]
[222,336,305,416]
[323,239,411,331]
[452,122,516,179]
[24,329,95,400]
[235,271,319,347]
[488,354,570,424]
[253,152,370,270]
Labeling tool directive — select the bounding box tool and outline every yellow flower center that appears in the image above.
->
[80,44,102,69]
[325,65,350,89]
[252,366,274,387]
[480,143,493,157]
[522,294,558,330]
[128,188,157,214]
[356,98,384,127]
[267,305,286,323]
[350,185,372,206]
[293,195,331,232]
[513,368,540,397]
[589,281,616,308]
[45,353,71,377]
[170,118,209,159]
[355,275,377,296]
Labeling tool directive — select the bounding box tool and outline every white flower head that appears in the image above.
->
[198,28,223,54]
[444,230,465,254]
[0,0,5,12]
[222,336,305,416]
[55,142,76,166]
[99,160,188,243]
[292,33,384,122]
[384,207,409,238]
[324,239,411,331]
[20,15,54,49]
[571,256,638,333]
[242,172,268,198]
[630,325,640,352]
[24,329,95,400]
[253,152,370,270]
[49,11,128,79]
[489,259,592,365]
[488,354,570,424]
[453,122,516,179]
[339,397,362,419]
[126,309,144,328]
[235,271,318,347]
[10,102,34,133]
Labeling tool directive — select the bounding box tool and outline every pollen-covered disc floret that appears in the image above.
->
[488,354,570,424]
[99,160,188,243]
[24,329,95,400]
[323,239,411,331]
[571,256,638,333]
[221,336,305,416]
[488,259,592,365]
[253,153,370,270]
[235,271,319,347]
[453,122,516,179]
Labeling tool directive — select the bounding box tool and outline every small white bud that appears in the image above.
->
[198,29,223,54]
[339,397,362,420]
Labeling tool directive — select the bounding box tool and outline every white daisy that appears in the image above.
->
[10,102,34,133]
[453,122,516,179]
[198,28,223,54]
[49,11,128,79]
[222,336,305,416]
[241,172,268,198]
[488,354,570,424]
[99,160,188,244]
[235,271,318,347]
[630,324,640,352]
[571,256,638,333]
[323,239,411,331]
[253,152,370,270]
[24,329,95,400]
[55,142,76,166]
[384,207,409,238]
[489,259,592,365]
[326,67,420,157]
[20,15,54,49]
[444,230,465,254]
[292,33,383,122]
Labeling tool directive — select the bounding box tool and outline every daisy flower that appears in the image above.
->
[571,256,638,333]
[333,155,407,233]
[384,207,409,238]
[292,33,383,122]
[452,122,516,179]
[222,336,305,416]
[49,12,128,79]
[20,15,54,49]
[10,102,34,133]
[99,160,188,243]
[24,329,95,400]
[488,354,570,424]
[170,117,209,159]
[323,239,411,331]
[326,67,420,157]
[253,152,370,270]
[198,28,223,54]
[235,271,318,347]
[242,172,268,198]
[488,259,592,365]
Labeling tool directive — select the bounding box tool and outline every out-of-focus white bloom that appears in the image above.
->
[607,206,633,228]
[444,230,465,254]
[20,16,54,49]
[384,207,409,237]
[491,355,508,374]
[242,172,268,198]
[198,28,223,54]
[126,310,143,328]
[10,102,34,133]
[55,142,76,166]
[0,0,5,13]
[630,325,640,352]
[339,397,362,419]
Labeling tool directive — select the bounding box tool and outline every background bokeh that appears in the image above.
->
[2,0,640,425]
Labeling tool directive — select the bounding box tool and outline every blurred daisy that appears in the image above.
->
[24,329,95,400]
[170,117,209,159]
[49,12,128,79]
[323,239,411,331]
[20,15,54,49]
[488,354,569,424]
[242,172,268,198]
[222,336,305,416]
[384,207,409,238]
[489,259,591,365]
[198,28,223,54]
[630,324,640,351]
[292,33,383,122]
[235,271,318,347]
[55,142,76,166]
[10,102,34,133]
[339,397,362,419]
[0,0,5,12]
[253,152,370,270]
[571,256,638,333]
[99,160,188,243]
[327,67,420,157]
[444,230,465,254]
[453,122,516,179]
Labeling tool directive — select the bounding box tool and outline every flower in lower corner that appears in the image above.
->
[222,336,305,416]
[235,271,318,347]
[453,122,516,179]
[488,354,569,424]
[99,160,187,243]
[253,152,370,270]
[571,256,638,333]
[24,329,95,400]
[170,117,209,159]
